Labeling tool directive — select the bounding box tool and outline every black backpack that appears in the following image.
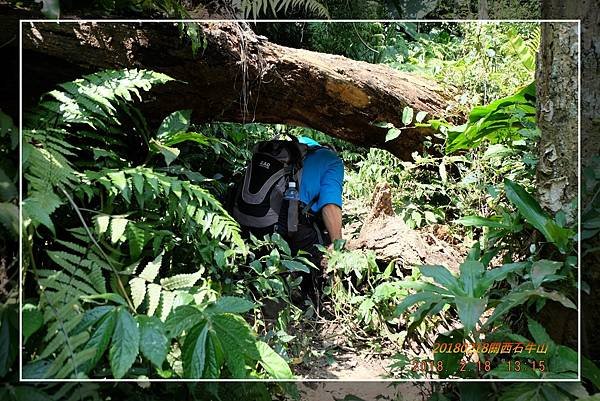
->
[232,135,314,237]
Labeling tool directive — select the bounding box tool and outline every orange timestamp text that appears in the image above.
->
[433,341,548,355]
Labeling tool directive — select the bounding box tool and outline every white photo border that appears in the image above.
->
[19,18,582,383]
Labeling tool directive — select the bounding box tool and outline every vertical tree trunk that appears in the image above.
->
[533,21,579,350]
[535,22,578,222]
[541,0,599,361]
[478,0,489,19]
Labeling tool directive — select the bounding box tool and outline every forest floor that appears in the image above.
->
[292,192,468,380]
[296,381,432,401]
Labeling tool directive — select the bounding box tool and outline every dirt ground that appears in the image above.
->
[296,382,432,401]
[291,187,467,381]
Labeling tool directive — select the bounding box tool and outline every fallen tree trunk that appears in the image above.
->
[21,20,460,160]
[346,183,464,271]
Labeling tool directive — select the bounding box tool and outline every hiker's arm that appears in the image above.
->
[322,204,342,243]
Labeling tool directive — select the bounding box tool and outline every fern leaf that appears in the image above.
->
[110,216,129,243]
[147,283,162,317]
[129,277,147,310]
[160,269,204,291]
[139,254,163,282]
[158,290,177,321]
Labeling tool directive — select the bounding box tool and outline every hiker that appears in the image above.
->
[231,134,344,301]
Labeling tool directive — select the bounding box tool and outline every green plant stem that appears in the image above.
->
[59,187,135,311]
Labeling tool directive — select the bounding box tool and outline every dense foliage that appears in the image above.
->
[1,18,596,401]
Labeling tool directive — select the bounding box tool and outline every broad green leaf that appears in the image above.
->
[385,128,402,142]
[504,179,573,253]
[508,28,536,71]
[455,296,487,332]
[109,308,140,379]
[540,384,573,401]
[372,121,394,129]
[256,341,293,379]
[73,305,114,334]
[550,345,578,374]
[163,132,210,147]
[22,304,43,341]
[527,318,552,345]
[138,315,169,369]
[530,260,562,288]
[157,109,191,138]
[397,281,453,297]
[446,82,536,154]
[456,215,519,231]
[211,313,260,378]
[497,383,548,401]
[582,355,600,390]
[281,260,310,273]
[182,320,210,378]
[203,330,224,378]
[164,305,203,338]
[132,172,144,194]
[415,110,428,123]
[205,296,255,315]
[394,291,442,316]
[477,262,527,296]
[419,265,464,295]
[270,233,291,256]
[154,141,181,166]
[555,383,589,399]
[459,261,484,297]
[485,288,576,327]
[84,310,116,372]
[402,106,414,125]
[483,144,514,159]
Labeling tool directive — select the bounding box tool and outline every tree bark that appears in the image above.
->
[20,20,458,161]
[540,0,600,363]
[535,22,579,222]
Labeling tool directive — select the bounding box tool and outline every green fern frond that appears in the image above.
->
[26,236,112,379]
[85,167,245,255]
[129,277,147,310]
[128,253,205,320]
[160,270,204,291]
[39,69,173,130]
[507,27,540,72]
[147,283,162,316]
[238,0,329,18]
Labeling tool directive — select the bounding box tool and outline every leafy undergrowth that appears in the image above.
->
[8,20,598,401]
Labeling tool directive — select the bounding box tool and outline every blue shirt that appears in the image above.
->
[298,136,344,213]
